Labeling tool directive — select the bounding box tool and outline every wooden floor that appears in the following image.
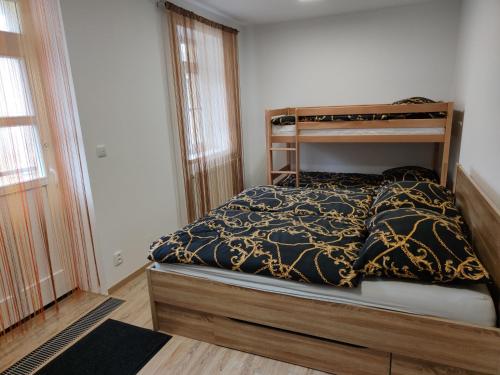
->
[0,271,326,374]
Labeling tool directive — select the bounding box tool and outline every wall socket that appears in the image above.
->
[113,251,123,267]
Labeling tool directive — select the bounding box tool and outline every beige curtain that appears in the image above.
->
[165,2,244,222]
[0,0,99,333]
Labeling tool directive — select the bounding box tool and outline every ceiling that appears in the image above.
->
[189,0,437,25]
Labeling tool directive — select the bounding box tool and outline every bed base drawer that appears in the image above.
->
[155,302,390,375]
[391,355,488,375]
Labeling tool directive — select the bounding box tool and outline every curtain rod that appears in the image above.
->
[156,1,239,34]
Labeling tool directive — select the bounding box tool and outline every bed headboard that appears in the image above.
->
[455,165,500,299]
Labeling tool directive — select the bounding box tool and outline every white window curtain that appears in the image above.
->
[164,2,244,222]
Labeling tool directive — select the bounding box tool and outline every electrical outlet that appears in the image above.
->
[96,145,107,158]
[113,251,123,267]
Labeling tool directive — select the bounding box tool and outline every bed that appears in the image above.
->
[266,98,454,187]
[147,166,500,375]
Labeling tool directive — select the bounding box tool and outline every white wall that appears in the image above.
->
[453,0,500,207]
[59,0,242,290]
[60,0,182,290]
[240,0,462,187]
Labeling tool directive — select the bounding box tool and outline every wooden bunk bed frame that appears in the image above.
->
[265,102,454,187]
[148,166,500,375]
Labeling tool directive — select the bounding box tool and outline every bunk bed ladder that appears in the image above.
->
[266,108,300,187]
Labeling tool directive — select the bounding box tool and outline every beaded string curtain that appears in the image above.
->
[0,0,99,332]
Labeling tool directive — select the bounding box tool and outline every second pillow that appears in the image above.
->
[371,181,464,227]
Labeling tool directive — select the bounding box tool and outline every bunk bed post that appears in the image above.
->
[286,143,292,166]
[294,108,300,188]
[432,144,441,173]
[286,108,293,174]
[265,109,273,184]
[440,102,454,186]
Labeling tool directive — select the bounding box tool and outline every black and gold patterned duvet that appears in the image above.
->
[219,185,372,224]
[271,112,446,125]
[279,171,385,194]
[149,185,373,287]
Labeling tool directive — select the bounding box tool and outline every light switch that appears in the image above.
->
[96,145,107,158]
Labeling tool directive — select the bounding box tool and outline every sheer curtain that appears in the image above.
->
[165,2,244,222]
[0,0,99,333]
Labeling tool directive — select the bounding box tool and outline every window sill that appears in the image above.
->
[0,177,48,197]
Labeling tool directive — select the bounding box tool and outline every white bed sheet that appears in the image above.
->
[272,125,445,136]
[153,263,496,327]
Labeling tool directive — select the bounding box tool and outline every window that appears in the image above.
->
[0,0,45,188]
[177,26,230,161]
[0,0,20,33]
[167,3,243,221]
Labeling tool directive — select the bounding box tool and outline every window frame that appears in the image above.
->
[0,12,46,192]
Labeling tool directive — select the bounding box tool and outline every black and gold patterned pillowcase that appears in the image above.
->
[391,97,447,118]
[271,115,296,125]
[371,181,465,228]
[354,208,489,284]
[382,166,439,184]
[392,97,438,105]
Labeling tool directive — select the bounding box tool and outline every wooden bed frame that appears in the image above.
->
[147,165,500,375]
[265,102,454,187]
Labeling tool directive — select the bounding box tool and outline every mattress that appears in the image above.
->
[272,125,445,136]
[153,263,497,327]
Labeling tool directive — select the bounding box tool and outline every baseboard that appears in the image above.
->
[108,263,152,294]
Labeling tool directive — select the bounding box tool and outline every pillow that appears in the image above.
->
[271,115,295,125]
[390,98,447,118]
[371,181,464,228]
[382,166,439,183]
[392,97,439,105]
[354,208,489,284]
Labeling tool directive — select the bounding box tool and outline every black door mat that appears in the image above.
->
[35,319,171,375]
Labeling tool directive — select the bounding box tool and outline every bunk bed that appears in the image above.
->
[265,100,454,187]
